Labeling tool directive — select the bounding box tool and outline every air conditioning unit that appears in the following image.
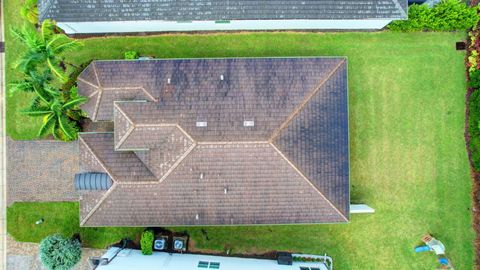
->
[154,236,167,251]
[173,236,187,252]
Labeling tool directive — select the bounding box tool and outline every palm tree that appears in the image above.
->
[11,20,83,82]
[9,70,58,98]
[22,85,87,141]
[20,0,39,25]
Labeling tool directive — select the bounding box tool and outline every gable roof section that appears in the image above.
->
[77,57,350,226]
[79,58,342,127]
[83,143,346,226]
[272,63,350,216]
[39,0,407,23]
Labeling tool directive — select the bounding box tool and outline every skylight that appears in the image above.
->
[196,121,207,127]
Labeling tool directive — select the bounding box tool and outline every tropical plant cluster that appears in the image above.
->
[388,0,479,31]
[39,234,82,270]
[11,5,86,141]
[140,230,154,255]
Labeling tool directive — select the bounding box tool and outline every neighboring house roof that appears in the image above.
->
[39,0,407,23]
[77,58,350,226]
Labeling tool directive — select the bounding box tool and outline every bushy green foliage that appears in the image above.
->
[140,230,154,255]
[470,70,480,89]
[124,51,139,60]
[11,20,84,82]
[20,0,38,25]
[39,234,81,270]
[389,0,478,31]
[469,90,480,171]
[10,19,87,141]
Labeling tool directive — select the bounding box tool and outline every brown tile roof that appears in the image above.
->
[77,57,350,226]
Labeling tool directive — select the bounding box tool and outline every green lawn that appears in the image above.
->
[7,202,144,249]
[5,1,474,269]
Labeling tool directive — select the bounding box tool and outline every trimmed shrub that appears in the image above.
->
[469,89,480,171]
[39,234,81,270]
[388,0,478,31]
[125,51,139,60]
[140,230,154,255]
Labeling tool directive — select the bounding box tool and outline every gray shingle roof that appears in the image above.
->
[77,57,350,226]
[39,0,407,22]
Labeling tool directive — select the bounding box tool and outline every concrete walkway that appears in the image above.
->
[6,138,79,205]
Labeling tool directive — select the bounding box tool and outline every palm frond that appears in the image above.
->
[46,57,67,82]
[41,19,55,42]
[51,39,83,55]
[58,115,78,140]
[10,27,26,43]
[14,51,44,72]
[52,120,61,140]
[9,80,34,94]
[20,1,38,25]
[62,96,87,110]
[21,107,52,116]
[38,114,55,138]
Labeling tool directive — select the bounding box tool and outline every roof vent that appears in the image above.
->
[224,188,228,194]
[243,120,255,127]
[220,74,224,80]
[199,173,204,180]
[167,78,171,84]
[195,214,199,220]
[196,121,207,127]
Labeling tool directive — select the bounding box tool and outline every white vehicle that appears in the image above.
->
[91,247,333,270]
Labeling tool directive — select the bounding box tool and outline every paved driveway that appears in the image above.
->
[6,138,79,205]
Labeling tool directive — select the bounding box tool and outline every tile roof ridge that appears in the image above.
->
[78,134,120,226]
[269,142,348,222]
[80,183,118,226]
[102,86,157,102]
[77,77,100,91]
[79,134,118,182]
[269,58,346,142]
[90,62,103,121]
[114,102,135,150]
[157,142,196,183]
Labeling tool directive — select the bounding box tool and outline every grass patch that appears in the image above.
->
[5,1,474,269]
[7,202,143,249]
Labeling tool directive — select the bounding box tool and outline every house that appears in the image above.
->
[38,0,407,34]
[75,57,349,227]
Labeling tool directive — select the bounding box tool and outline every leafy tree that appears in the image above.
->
[22,84,87,141]
[20,0,38,25]
[11,20,83,82]
[140,230,154,255]
[39,234,81,270]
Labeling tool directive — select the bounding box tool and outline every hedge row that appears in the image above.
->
[388,0,478,31]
